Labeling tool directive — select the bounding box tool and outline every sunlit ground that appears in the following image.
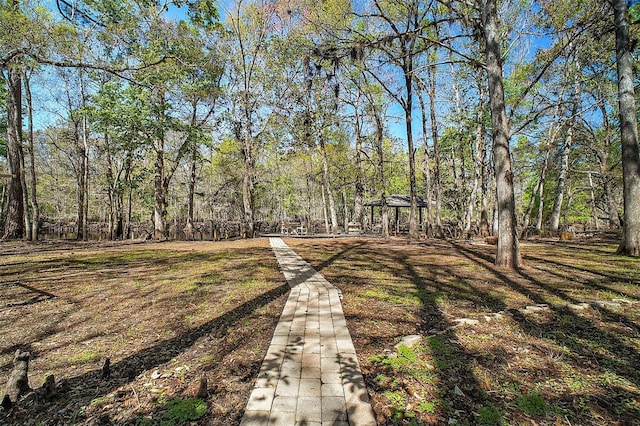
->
[289,237,640,425]
[0,239,287,425]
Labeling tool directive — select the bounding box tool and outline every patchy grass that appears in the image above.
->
[160,397,207,425]
[0,239,287,425]
[288,236,640,425]
[2,236,639,425]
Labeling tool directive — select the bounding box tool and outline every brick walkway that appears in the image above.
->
[240,237,376,425]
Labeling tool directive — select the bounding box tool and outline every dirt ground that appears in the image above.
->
[1,236,639,425]
[0,239,288,425]
[288,236,640,425]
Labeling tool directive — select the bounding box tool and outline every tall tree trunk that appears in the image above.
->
[241,133,255,238]
[154,137,166,240]
[24,72,39,240]
[342,186,349,232]
[153,91,168,240]
[319,136,338,235]
[588,172,599,230]
[597,103,620,229]
[521,177,541,238]
[450,58,465,224]
[614,0,640,256]
[80,115,89,240]
[306,158,313,232]
[427,62,443,235]
[551,53,581,233]
[372,101,390,239]
[404,62,419,240]
[535,150,550,233]
[550,126,572,233]
[479,108,491,235]
[321,183,330,234]
[187,144,197,239]
[19,112,30,241]
[353,108,365,229]
[563,186,574,226]
[125,156,133,239]
[104,133,115,239]
[186,105,199,240]
[2,65,25,240]
[467,86,485,233]
[481,0,521,268]
[604,178,620,229]
[1,184,6,228]
[418,83,432,230]
[536,91,564,234]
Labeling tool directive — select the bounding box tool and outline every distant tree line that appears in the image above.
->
[1,0,640,268]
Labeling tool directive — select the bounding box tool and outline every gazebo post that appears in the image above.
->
[370,206,374,231]
[395,207,399,235]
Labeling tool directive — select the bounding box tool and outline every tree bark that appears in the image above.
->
[588,172,599,230]
[404,64,419,240]
[2,65,25,240]
[153,92,168,241]
[417,82,432,231]
[480,0,521,268]
[549,140,569,233]
[153,139,166,240]
[596,103,620,229]
[372,98,390,239]
[427,62,443,236]
[319,135,338,235]
[241,130,256,238]
[521,177,541,238]
[19,109,30,241]
[4,350,30,403]
[467,85,485,234]
[342,186,349,232]
[552,51,581,233]
[614,0,640,256]
[187,143,197,240]
[353,106,365,229]
[321,183,330,234]
[78,114,89,241]
[24,71,39,240]
[535,150,550,233]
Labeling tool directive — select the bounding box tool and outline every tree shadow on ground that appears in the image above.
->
[450,242,640,423]
[391,248,496,422]
[293,237,640,424]
[3,282,289,425]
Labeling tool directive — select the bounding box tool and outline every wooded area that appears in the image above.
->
[2,0,640,269]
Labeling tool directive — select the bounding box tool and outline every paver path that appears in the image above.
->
[241,237,376,426]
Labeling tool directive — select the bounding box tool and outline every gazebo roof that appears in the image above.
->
[364,194,430,208]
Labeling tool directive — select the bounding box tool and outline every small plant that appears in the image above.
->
[160,397,207,425]
[418,401,436,414]
[88,396,111,407]
[370,344,434,383]
[517,391,547,416]
[134,418,153,426]
[426,336,452,369]
[383,390,411,422]
[69,350,100,365]
[478,405,505,425]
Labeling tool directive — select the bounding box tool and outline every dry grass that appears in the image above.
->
[0,239,287,425]
[1,236,639,425]
[287,237,640,425]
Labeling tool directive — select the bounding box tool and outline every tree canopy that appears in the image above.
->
[1,0,640,266]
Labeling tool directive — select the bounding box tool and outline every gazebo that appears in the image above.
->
[364,194,430,233]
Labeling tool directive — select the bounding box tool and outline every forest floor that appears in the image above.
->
[0,236,639,425]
